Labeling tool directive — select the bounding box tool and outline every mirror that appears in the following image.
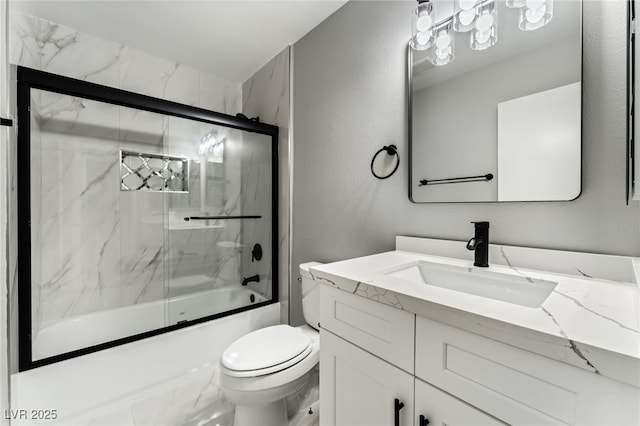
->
[409,0,582,203]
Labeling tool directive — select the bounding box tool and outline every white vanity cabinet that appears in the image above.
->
[415,379,505,426]
[320,330,414,426]
[319,285,640,426]
[415,316,640,426]
[319,286,415,426]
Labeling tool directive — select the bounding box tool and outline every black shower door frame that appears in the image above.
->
[16,66,279,371]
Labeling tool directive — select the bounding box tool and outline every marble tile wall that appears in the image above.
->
[236,131,274,300]
[8,11,244,339]
[0,1,11,422]
[242,47,291,324]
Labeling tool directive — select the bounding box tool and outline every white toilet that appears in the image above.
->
[220,262,322,426]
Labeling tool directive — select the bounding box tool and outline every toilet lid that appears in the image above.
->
[222,325,312,372]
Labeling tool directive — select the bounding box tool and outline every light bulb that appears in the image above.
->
[436,33,452,49]
[506,0,526,7]
[417,14,433,32]
[431,23,455,66]
[416,31,432,46]
[475,14,494,31]
[459,0,477,10]
[518,0,553,30]
[475,30,491,44]
[525,0,545,9]
[525,5,547,24]
[454,0,479,32]
[459,10,476,26]
[411,1,436,50]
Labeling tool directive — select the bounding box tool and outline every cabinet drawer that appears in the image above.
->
[416,316,640,426]
[320,285,415,372]
[415,378,505,426]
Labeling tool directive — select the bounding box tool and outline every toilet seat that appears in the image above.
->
[222,325,313,377]
[224,343,313,377]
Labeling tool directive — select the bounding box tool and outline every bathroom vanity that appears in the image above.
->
[312,237,640,426]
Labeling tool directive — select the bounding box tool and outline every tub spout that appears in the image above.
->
[242,274,260,286]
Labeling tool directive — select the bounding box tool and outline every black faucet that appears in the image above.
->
[466,221,489,267]
[242,274,260,286]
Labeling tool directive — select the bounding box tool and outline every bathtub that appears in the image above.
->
[14,299,280,425]
[33,285,268,361]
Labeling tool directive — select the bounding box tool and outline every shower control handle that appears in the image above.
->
[252,244,263,262]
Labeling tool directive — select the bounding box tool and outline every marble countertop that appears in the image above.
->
[310,239,640,388]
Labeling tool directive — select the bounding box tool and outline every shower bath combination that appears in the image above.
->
[16,67,279,370]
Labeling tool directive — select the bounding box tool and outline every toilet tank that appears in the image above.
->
[299,262,323,330]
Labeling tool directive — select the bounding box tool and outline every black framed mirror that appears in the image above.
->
[409,0,582,203]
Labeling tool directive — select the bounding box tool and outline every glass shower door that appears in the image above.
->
[18,66,278,369]
[28,90,172,361]
[164,116,274,324]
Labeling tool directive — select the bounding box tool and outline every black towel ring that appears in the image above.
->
[371,145,400,180]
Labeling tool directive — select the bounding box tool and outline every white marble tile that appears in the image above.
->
[130,365,232,426]
[10,12,121,86]
[242,47,290,323]
[36,139,122,322]
[119,47,180,100]
[198,72,227,112]
[224,81,242,115]
[8,66,20,375]
[119,192,166,306]
[9,12,45,68]
[40,24,121,87]
[242,47,290,125]
[163,64,200,107]
[12,305,280,425]
[86,408,135,426]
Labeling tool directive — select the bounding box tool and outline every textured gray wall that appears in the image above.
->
[291,0,640,325]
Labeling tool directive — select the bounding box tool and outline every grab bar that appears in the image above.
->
[184,215,262,221]
[419,173,493,186]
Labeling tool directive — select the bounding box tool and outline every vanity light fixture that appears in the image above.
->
[410,0,553,65]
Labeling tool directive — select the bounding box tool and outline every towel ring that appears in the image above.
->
[371,145,400,180]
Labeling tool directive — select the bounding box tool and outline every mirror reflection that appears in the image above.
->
[409,0,581,203]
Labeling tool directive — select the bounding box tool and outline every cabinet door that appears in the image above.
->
[415,379,505,426]
[320,329,413,426]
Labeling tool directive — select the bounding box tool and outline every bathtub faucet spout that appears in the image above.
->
[242,274,260,286]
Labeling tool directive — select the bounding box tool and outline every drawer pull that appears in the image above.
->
[394,398,405,426]
[419,414,430,426]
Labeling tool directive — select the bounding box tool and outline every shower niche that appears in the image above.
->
[17,67,278,370]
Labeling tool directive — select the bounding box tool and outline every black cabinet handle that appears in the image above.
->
[419,414,430,426]
[394,399,405,426]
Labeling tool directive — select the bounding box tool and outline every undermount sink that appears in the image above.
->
[384,260,557,308]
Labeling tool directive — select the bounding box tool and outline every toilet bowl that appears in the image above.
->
[220,262,322,426]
